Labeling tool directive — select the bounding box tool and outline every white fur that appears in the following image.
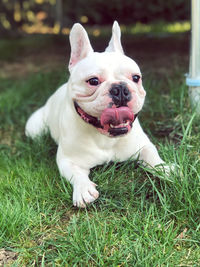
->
[25,21,166,208]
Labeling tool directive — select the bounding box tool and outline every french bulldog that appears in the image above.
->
[25,21,168,207]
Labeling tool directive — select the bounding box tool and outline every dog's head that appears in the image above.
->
[68,21,146,137]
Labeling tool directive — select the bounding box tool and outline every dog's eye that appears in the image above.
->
[132,75,140,83]
[87,77,100,86]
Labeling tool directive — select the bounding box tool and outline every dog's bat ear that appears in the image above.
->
[105,21,124,54]
[68,23,94,71]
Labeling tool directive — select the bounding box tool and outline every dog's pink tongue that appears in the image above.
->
[100,107,134,126]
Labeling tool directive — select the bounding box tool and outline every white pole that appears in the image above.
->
[186,0,200,115]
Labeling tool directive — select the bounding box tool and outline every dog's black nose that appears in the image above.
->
[109,82,131,107]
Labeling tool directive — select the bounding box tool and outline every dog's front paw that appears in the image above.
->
[73,180,99,208]
[155,163,180,177]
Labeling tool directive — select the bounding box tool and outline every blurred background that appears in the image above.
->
[0,0,190,35]
[0,0,191,90]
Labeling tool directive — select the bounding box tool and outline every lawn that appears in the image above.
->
[0,31,200,266]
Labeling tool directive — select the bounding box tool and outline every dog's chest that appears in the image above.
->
[88,135,136,166]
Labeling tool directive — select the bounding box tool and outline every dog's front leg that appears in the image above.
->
[56,146,99,208]
[139,143,165,168]
[139,143,176,176]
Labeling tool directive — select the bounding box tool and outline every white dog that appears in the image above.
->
[25,21,168,207]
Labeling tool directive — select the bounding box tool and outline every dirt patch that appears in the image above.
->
[0,249,18,266]
[0,61,39,79]
[0,127,14,147]
[0,53,64,79]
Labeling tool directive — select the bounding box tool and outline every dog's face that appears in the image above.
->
[68,22,146,137]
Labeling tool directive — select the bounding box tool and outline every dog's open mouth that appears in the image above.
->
[74,101,137,137]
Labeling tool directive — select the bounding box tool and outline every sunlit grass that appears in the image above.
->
[17,21,192,35]
[128,21,190,34]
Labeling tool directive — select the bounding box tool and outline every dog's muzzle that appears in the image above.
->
[74,101,138,137]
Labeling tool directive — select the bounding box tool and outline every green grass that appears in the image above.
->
[0,35,200,266]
